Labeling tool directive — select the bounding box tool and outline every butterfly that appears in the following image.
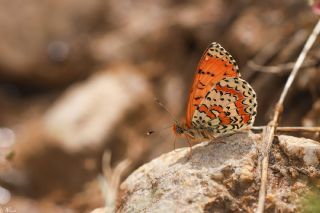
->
[173,42,257,141]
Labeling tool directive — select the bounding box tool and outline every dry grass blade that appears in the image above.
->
[256,19,320,213]
[99,151,131,213]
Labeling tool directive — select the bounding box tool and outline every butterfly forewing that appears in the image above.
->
[186,42,241,127]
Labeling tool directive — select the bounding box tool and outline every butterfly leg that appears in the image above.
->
[173,135,178,152]
[213,138,226,144]
[212,135,228,144]
[185,136,193,159]
[213,131,240,144]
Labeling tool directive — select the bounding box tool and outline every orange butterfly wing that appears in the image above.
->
[185,42,240,128]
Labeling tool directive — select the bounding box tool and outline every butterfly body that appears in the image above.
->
[173,123,216,141]
[173,42,257,141]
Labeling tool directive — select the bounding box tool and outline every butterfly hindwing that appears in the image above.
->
[191,77,257,135]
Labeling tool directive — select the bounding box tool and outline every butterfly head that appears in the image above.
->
[172,123,185,135]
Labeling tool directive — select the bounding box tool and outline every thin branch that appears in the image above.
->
[244,38,285,79]
[248,59,317,74]
[244,29,308,79]
[256,19,320,213]
[251,126,320,132]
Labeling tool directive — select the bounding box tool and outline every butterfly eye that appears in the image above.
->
[175,126,184,135]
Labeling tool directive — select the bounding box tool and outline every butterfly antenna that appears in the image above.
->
[146,130,155,136]
[154,98,178,123]
[145,124,173,136]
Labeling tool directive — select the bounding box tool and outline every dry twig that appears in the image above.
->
[251,126,320,132]
[248,59,317,74]
[245,30,308,79]
[256,19,320,213]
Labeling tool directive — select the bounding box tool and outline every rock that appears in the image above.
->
[117,133,320,212]
[0,186,11,205]
[278,135,320,166]
[118,132,259,212]
[44,66,150,152]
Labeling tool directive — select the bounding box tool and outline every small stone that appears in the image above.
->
[210,172,224,182]
[238,166,254,185]
[44,68,150,152]
[278,135,320,166]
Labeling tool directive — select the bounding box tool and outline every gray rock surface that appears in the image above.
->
[117,133,320,213]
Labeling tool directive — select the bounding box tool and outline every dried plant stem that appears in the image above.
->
[251,126,320,132]
[100,151,131,213]
[256,19,320,213]
[248,59,317,74]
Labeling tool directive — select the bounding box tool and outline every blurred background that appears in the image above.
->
[0,0,319,212]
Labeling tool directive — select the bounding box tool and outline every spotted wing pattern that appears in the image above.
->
[186,42,240,128]
[191,77,257,135]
